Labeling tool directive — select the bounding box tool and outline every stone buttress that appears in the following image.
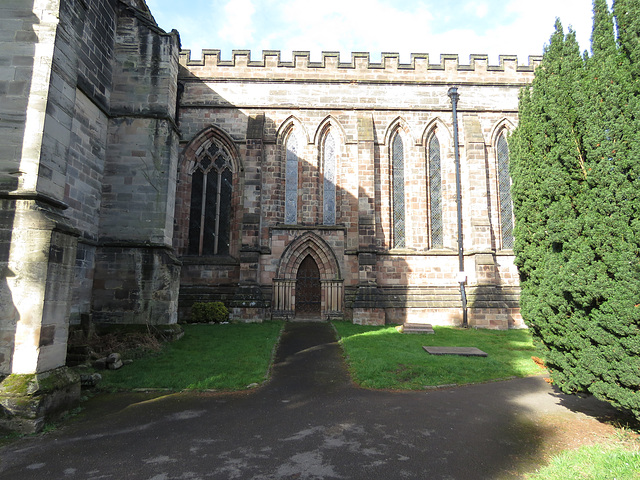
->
[0,0,181,433]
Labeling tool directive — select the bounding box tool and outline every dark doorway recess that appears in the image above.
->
[295,255,321,316]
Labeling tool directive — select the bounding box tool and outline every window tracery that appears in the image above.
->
[188,141,233,255]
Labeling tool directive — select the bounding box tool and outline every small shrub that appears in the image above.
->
[190,302,229,324]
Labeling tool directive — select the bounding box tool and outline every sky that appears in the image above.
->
[146,0,611,64]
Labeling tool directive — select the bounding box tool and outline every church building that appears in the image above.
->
[0,0,539,431]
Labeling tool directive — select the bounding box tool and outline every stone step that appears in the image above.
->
[402,323,435,334]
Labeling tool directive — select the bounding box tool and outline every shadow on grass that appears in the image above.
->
[0,322,627,479]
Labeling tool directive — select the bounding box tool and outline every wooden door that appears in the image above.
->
[295,255,321,315]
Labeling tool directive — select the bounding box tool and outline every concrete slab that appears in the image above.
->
[423,346,488,357]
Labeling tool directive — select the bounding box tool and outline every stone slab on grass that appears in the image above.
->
[423,346,488,357]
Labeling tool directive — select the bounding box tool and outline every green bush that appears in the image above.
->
[189,302,229,324]
[510,2,640,420]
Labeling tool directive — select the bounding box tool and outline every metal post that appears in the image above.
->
[447,87,468,328]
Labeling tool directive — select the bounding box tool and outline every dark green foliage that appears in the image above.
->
[189,302,229,323]
[511,2,640,419]
[614,0,640,77]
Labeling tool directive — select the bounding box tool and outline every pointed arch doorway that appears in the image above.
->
[295,255,321,317]
[272,232,344,321]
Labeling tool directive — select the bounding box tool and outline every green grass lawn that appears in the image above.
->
[97,322,283,391]
[79,321,639,479]
[525,442,640,479]
[332,322,545,389]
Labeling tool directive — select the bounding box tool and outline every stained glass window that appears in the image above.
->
[285,132,299,224]
[428,134,443,248]
[392,133,406,248]
[323,131,336,225]
[497,132,514,249]
[188,141,233,255]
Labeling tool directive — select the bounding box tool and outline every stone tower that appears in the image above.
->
[0,0,180,433]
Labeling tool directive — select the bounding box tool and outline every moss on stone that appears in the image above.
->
[0,368,80,397]
[0,374,36,396]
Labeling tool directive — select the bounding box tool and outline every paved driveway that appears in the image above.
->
[0,322,620,479]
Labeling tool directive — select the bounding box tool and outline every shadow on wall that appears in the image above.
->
[174,64,411,324]
[173,66,253,319]
[0,1,37,375]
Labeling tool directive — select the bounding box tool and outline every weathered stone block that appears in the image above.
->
[0,366,81,434]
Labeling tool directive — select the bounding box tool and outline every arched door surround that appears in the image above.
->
[272,232,343,320]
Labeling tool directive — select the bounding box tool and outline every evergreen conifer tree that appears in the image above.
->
[511,1,640,419]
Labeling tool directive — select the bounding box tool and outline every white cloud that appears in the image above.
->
[504,0,616,56]
[251,0,594,63]
[218,0,257,46]
[258,0,435,62]
[152,0,615,63]
[466,1,489,19]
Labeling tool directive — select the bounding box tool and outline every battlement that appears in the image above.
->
[179,50,542,84]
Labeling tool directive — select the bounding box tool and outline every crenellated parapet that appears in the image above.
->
[179,50,542,84]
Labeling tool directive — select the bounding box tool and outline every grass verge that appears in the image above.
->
[525,441,640,479]
[332,322,545,389]
[97,322,283,391]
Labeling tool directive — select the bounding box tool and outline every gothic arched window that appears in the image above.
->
[188,141,233,255]
[497,132,514,249]
[285,132,299,224]
[323,131,336,225]
[392,132,406,248]
[428,133,443,248]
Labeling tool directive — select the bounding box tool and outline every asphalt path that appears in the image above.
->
[0,322,621,479]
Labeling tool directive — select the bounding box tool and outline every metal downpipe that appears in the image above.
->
[447,87,468,328]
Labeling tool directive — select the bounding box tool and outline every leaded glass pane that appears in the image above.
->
[207,143,219,157]
[285,133,299,224]
[218,169,233,255]
[203,169,218,255]
[188,169,204,255]
[429,135,443,248]
[497,133,514,249]
[199,155,211,172]
[323,132,336,225]
[214,152,226,170]
[392,133,406,248]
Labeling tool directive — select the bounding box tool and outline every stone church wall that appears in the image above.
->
[91,3,181,325]
[176,51,541,328]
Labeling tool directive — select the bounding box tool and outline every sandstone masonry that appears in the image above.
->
[0,0,180,432]
[176,49,539,327]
